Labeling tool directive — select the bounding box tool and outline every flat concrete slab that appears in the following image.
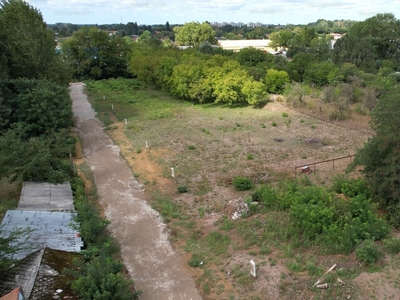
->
[18,182,74,212]
[0,210,83,260]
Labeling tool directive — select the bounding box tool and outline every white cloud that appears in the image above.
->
[26,0,400,24]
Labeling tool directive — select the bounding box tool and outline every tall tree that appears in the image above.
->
[268,29,293,49]
[62,27,130,79]
[332,13,400,72]
[350,86,400,227]
[174,21,217,46]
[0,0,71,84]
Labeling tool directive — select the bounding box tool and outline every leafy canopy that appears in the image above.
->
[350,86,400,225]
[0,0,71,84]
[174,22,217,47]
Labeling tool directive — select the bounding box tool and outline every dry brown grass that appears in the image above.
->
[87,80,400,300]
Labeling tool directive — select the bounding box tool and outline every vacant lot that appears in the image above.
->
[85,79,400,300]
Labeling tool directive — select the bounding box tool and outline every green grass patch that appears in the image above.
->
[206,231,231,255]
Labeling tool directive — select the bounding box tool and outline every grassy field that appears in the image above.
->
[85,78,400,300]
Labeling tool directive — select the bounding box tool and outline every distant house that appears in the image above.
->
[329,33,344,49]
[130,35,139,41]
[218,39,284,55]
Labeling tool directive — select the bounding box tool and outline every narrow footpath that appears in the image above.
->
[70,82,202,300]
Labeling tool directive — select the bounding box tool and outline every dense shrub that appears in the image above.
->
[356,240,383,265]
[251,179,390,254]
[383,238,400,254]
[233,176,253,191]
[386,202,400,229]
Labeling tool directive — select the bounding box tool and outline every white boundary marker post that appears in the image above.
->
[145,141,149,149]
[171,167,175,178]
[111,104,114,110]
[250,260,256,277]
[125,119,127,125]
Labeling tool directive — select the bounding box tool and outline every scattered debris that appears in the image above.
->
[313,264,337,287]
[225,198,250,220]
[317,283,329,289]
[261,173,271,181]
[338,278,345,286]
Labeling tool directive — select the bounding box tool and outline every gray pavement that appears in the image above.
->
[70,82,202,300]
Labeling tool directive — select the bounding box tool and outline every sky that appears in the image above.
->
[27,0,400,25]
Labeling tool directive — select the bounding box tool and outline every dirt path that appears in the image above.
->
[70,83,202,300]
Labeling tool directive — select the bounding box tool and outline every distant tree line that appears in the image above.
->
[49,18,356,41]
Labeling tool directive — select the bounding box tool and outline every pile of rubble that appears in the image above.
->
[225,197,250,220]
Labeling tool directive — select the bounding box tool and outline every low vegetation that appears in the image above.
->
[85,78,400,299]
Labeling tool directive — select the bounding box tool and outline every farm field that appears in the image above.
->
[84,78,400,300]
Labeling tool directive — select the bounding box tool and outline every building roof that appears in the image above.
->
[218,39,274,52]
[18,182,75,212]
[0,210,83,260]
[0,287,23,300]
[0,248,80,300]
[0,250,43,299]
[0,181,82,299]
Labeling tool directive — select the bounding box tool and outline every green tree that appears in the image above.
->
[303,61,338,87]
[174,21,217,46]
[198,41,214,55]
[71,256,136,300]
[234,47,269,67]
[287,52,315,82]
[136,30,162,48]
[0,79,73,136]
[62,27,130,79]
[0,0,71,84]
[265,69,290,94]
[350,86,400,227]
[268,29,293,49]
[333,14,400,72]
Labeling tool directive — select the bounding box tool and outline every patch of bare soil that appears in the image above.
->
[106,120,176,197]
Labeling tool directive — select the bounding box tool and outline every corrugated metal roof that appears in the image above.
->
[0,249,43,299]
[0,210,83,260]
[18,182,74,212]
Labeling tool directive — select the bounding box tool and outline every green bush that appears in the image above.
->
[282,112,289,117]
[356,240,383,265]
[233,176,253,191]
[188,253,204,267]
[188,145,196,150]
[331,175,371,198]
[383,238,400,254]
[251,185,283,210]
[177,186,188,193]
[386,202,400,229]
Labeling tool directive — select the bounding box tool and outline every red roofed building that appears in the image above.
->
[0,287,24,300]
